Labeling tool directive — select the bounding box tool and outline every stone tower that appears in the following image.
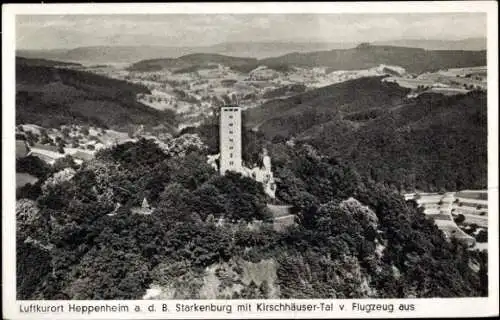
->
[219,105,242,175]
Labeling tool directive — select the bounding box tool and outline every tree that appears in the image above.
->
[16,156,52,179]
[240,281,261,299]
[16,241,53,299]
[39,134,52,145]
[259,280,270,298]
[191,184,225,220]
[81,126,90,136]
[53,155,78,172]
[63,248,151,299]
[208,172,269,222]
[454,214,465,224]
[476,230,487,243]
[61,127,71,138]
[292,191,319,214]
[24,131,38,146]
[17,181,43,201]
[155,183,194,221]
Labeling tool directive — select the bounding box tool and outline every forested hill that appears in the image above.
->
[128,44,486,74]
[241,76,487,192]
[127,53,258,72]
[259,44,486,73]
[17,138,487,299]
[297,91,487,192]
[244,76,410,132]
[16,56,82,67]
[16,57,177,131]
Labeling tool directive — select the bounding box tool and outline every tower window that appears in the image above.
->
[229,123,233,126]
[229,115,233,119]
[229,161,234,165]
[229,138,234,143]
[229,130,233,134]
[229,146,233,150]
[230,153,233,158]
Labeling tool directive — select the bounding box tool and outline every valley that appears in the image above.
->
[57,48,486,130]
[79,63,405,128]
[14,43,490,301]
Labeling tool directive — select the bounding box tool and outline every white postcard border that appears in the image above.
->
[2,2,499,319]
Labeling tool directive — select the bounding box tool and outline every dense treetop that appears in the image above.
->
[16,137,487,299]
[241,77,487,192]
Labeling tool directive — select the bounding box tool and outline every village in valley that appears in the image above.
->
[64,61,487,129]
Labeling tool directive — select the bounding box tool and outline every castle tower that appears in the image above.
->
[219,105,242,175]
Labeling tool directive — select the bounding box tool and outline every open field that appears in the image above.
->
[456,190,488,200]
[383,65,486,99]
[405,191,488,249]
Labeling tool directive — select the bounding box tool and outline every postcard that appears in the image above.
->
[2,2,498,319]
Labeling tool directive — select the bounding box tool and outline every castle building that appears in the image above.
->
[213,105,276,198]
[219,105,243,175]
[243,148,276,198]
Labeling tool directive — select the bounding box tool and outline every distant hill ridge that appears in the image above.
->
[16,37,486,64]
[128,53,257,71]
[374,37,487,51]
[126,44,486,73]
[258,44,486,74]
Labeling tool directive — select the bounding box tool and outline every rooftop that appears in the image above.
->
[220,105,240,110]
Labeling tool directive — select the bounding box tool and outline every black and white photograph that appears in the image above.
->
[3,2,499,319]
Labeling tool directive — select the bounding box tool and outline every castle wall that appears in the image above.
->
[218,106,276,198]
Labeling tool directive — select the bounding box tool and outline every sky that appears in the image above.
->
[16,13,487,50]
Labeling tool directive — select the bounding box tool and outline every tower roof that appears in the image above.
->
[220,105,240,110]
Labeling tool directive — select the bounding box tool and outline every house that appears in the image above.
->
[131,197,154,215]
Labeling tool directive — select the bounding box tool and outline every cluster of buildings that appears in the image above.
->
[404,191,488,249]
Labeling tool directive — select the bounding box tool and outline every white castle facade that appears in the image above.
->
[208,105,276,198]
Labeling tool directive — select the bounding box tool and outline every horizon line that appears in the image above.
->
[16,37,487,52]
